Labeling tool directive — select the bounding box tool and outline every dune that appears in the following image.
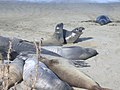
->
[0,1,120,90]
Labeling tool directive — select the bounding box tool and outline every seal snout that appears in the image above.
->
[78,27,85,32]
[79,27,85,30]
[73,27,85,33]
[55,23,64,30]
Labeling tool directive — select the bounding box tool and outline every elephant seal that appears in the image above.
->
[42,46,98,60]
[54,23,64,44]
[42,23,84,45]
[0,54,25,89]
[40,54,111,90]
[9,82,88,90]
[22,53,72,90]
[54,23,84,44]
[0,22,84,47]
[96,15,111,25]
[0,36,60,60]
[1,52,72,90]
[41,23,64,46]
[63,27,84,44]
[9,81,32,90]
[9,53,110,90]
[0,51,110,90]
[0,36,98,60]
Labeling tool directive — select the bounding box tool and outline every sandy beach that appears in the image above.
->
[0,1,120,89]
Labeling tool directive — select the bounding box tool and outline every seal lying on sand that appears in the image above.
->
[9,81,89,90]
[22,53,72,90]
[8,53,110,90]
[0,54,25,89]
[40,54,111,90]
[0,53,72,90]
[96,15,111,25]
[42,46,98,60]
[0,36,98,60]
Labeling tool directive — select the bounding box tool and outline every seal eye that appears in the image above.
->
[56,27,60,30]
[43,67,48,72]
[76,29,79,31]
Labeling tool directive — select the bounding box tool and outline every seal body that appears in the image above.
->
[96,15,111,25]
[0,54,25,89]
[54,23,64,44]
[40,54,111,90]
[40,55,99,89]
[64,27,84,43]
[0,36,98,60]
[23,54,72,90]
[0,36,60,60]
[54,23,84,44]
[42,46,98,60]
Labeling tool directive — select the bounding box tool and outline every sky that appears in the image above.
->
[2,0,120,3]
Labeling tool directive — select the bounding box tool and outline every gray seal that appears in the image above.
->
[41,23,64,46]
[0,53,25,89]
[22,53,72,90]
[42,23,84,45]
[40,54,111,90]
[42,46,98,60]
[0,36,98,60]
[54,23,84,44]
[96,15,111,25]
[53,23,64,44]
[63,27,84,43]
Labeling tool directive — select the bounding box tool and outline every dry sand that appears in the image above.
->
[0,1,120,90]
